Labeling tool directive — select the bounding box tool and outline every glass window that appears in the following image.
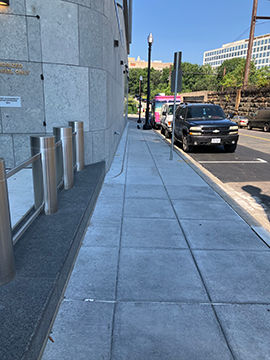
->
[254,41,257,46]
[259,59,261,64]
[267,52,270,56]
[256,54,259,58]
[186,106,225,120]
[264,46,267,51]
[261,47,263,51]
[266,59,269,63]
[263,52,266,57]
[258,41,261,45]
[262,59,265,64]
[260,53,262,58]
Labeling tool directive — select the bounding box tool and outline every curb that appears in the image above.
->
[155,130,270,248]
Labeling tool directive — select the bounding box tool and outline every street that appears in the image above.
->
[158,125,270,232]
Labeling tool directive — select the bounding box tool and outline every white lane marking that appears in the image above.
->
[198,158,267,164]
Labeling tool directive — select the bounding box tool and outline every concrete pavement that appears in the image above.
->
[41,120,270,360]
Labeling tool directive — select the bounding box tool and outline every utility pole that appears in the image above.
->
[243,0,258,89]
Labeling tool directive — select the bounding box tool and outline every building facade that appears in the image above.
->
[203,33,270,70]
[0,0,132,171]
[128,56,173,71]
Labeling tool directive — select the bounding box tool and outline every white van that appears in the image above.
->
[160,102,180,138]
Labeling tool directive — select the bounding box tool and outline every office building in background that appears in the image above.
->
[203,33,270,70]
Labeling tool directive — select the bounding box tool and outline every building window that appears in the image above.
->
[263,52,266,57]
[258,41,261,45]
[262,59,265,64]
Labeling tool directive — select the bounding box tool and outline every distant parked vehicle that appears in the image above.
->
[247,109,270,131]
[160,102,180,138]
[152,95,181,129]
[232,116,249,128]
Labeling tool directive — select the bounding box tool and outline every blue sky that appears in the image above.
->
[130,0,270,65]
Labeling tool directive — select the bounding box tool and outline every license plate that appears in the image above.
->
[211,138,221,143]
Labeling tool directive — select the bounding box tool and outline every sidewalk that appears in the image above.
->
[42,120,270,360]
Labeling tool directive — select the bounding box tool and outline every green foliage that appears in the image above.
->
[128,58,270,98]
[220,58,257,90]
[127,96,138,114]
[255,66,270,88]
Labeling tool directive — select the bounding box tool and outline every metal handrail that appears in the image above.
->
[13,203,44,245]
[6,153,41,179]
[1,121,85,285]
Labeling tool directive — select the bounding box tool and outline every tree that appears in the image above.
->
[219,58,257,90]
[255,66,270,88]
[181,62,215,92]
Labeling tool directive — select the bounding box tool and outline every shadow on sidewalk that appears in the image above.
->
[242,185,270,224]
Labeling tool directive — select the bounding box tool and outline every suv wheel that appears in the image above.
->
[182,134,193,152]
[224,144,237,152]
[263,123,269,132]
[247,122,252,130]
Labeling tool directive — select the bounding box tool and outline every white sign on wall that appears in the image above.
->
[0,96,21,108]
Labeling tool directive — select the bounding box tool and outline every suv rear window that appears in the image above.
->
[186,106,225,120]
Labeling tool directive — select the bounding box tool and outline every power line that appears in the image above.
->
[232,20,270,44]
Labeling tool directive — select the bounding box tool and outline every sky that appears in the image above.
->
[130,0,270,65]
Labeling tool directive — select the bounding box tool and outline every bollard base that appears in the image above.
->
[143,123,152,130]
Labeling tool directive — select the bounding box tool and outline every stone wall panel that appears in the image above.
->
[0,14,28,60]
[1,62,44,134]
[43,63,89,132]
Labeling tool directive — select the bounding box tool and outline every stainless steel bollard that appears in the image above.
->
[31,136,58,215]
[68,121,84,171]
[53,127,74,189]
[0,158,16,285]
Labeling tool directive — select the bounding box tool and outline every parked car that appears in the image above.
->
[247,109,270,131]
[232,115,249,128]
[160,102,180,138]
[174,103,239,153]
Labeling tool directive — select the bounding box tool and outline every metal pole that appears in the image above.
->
[53,127,74,189]
[170,52,180,160]
[138,76,142,123]
[143,36,153,130]
[0,158,16,285]
[243,0,258,89]
[68,121,85,171]
[31,136,58,215]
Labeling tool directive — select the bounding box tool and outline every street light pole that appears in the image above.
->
[143,33,153,130]
[138,75,143,123]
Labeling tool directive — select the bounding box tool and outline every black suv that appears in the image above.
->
[174,103,239,152]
